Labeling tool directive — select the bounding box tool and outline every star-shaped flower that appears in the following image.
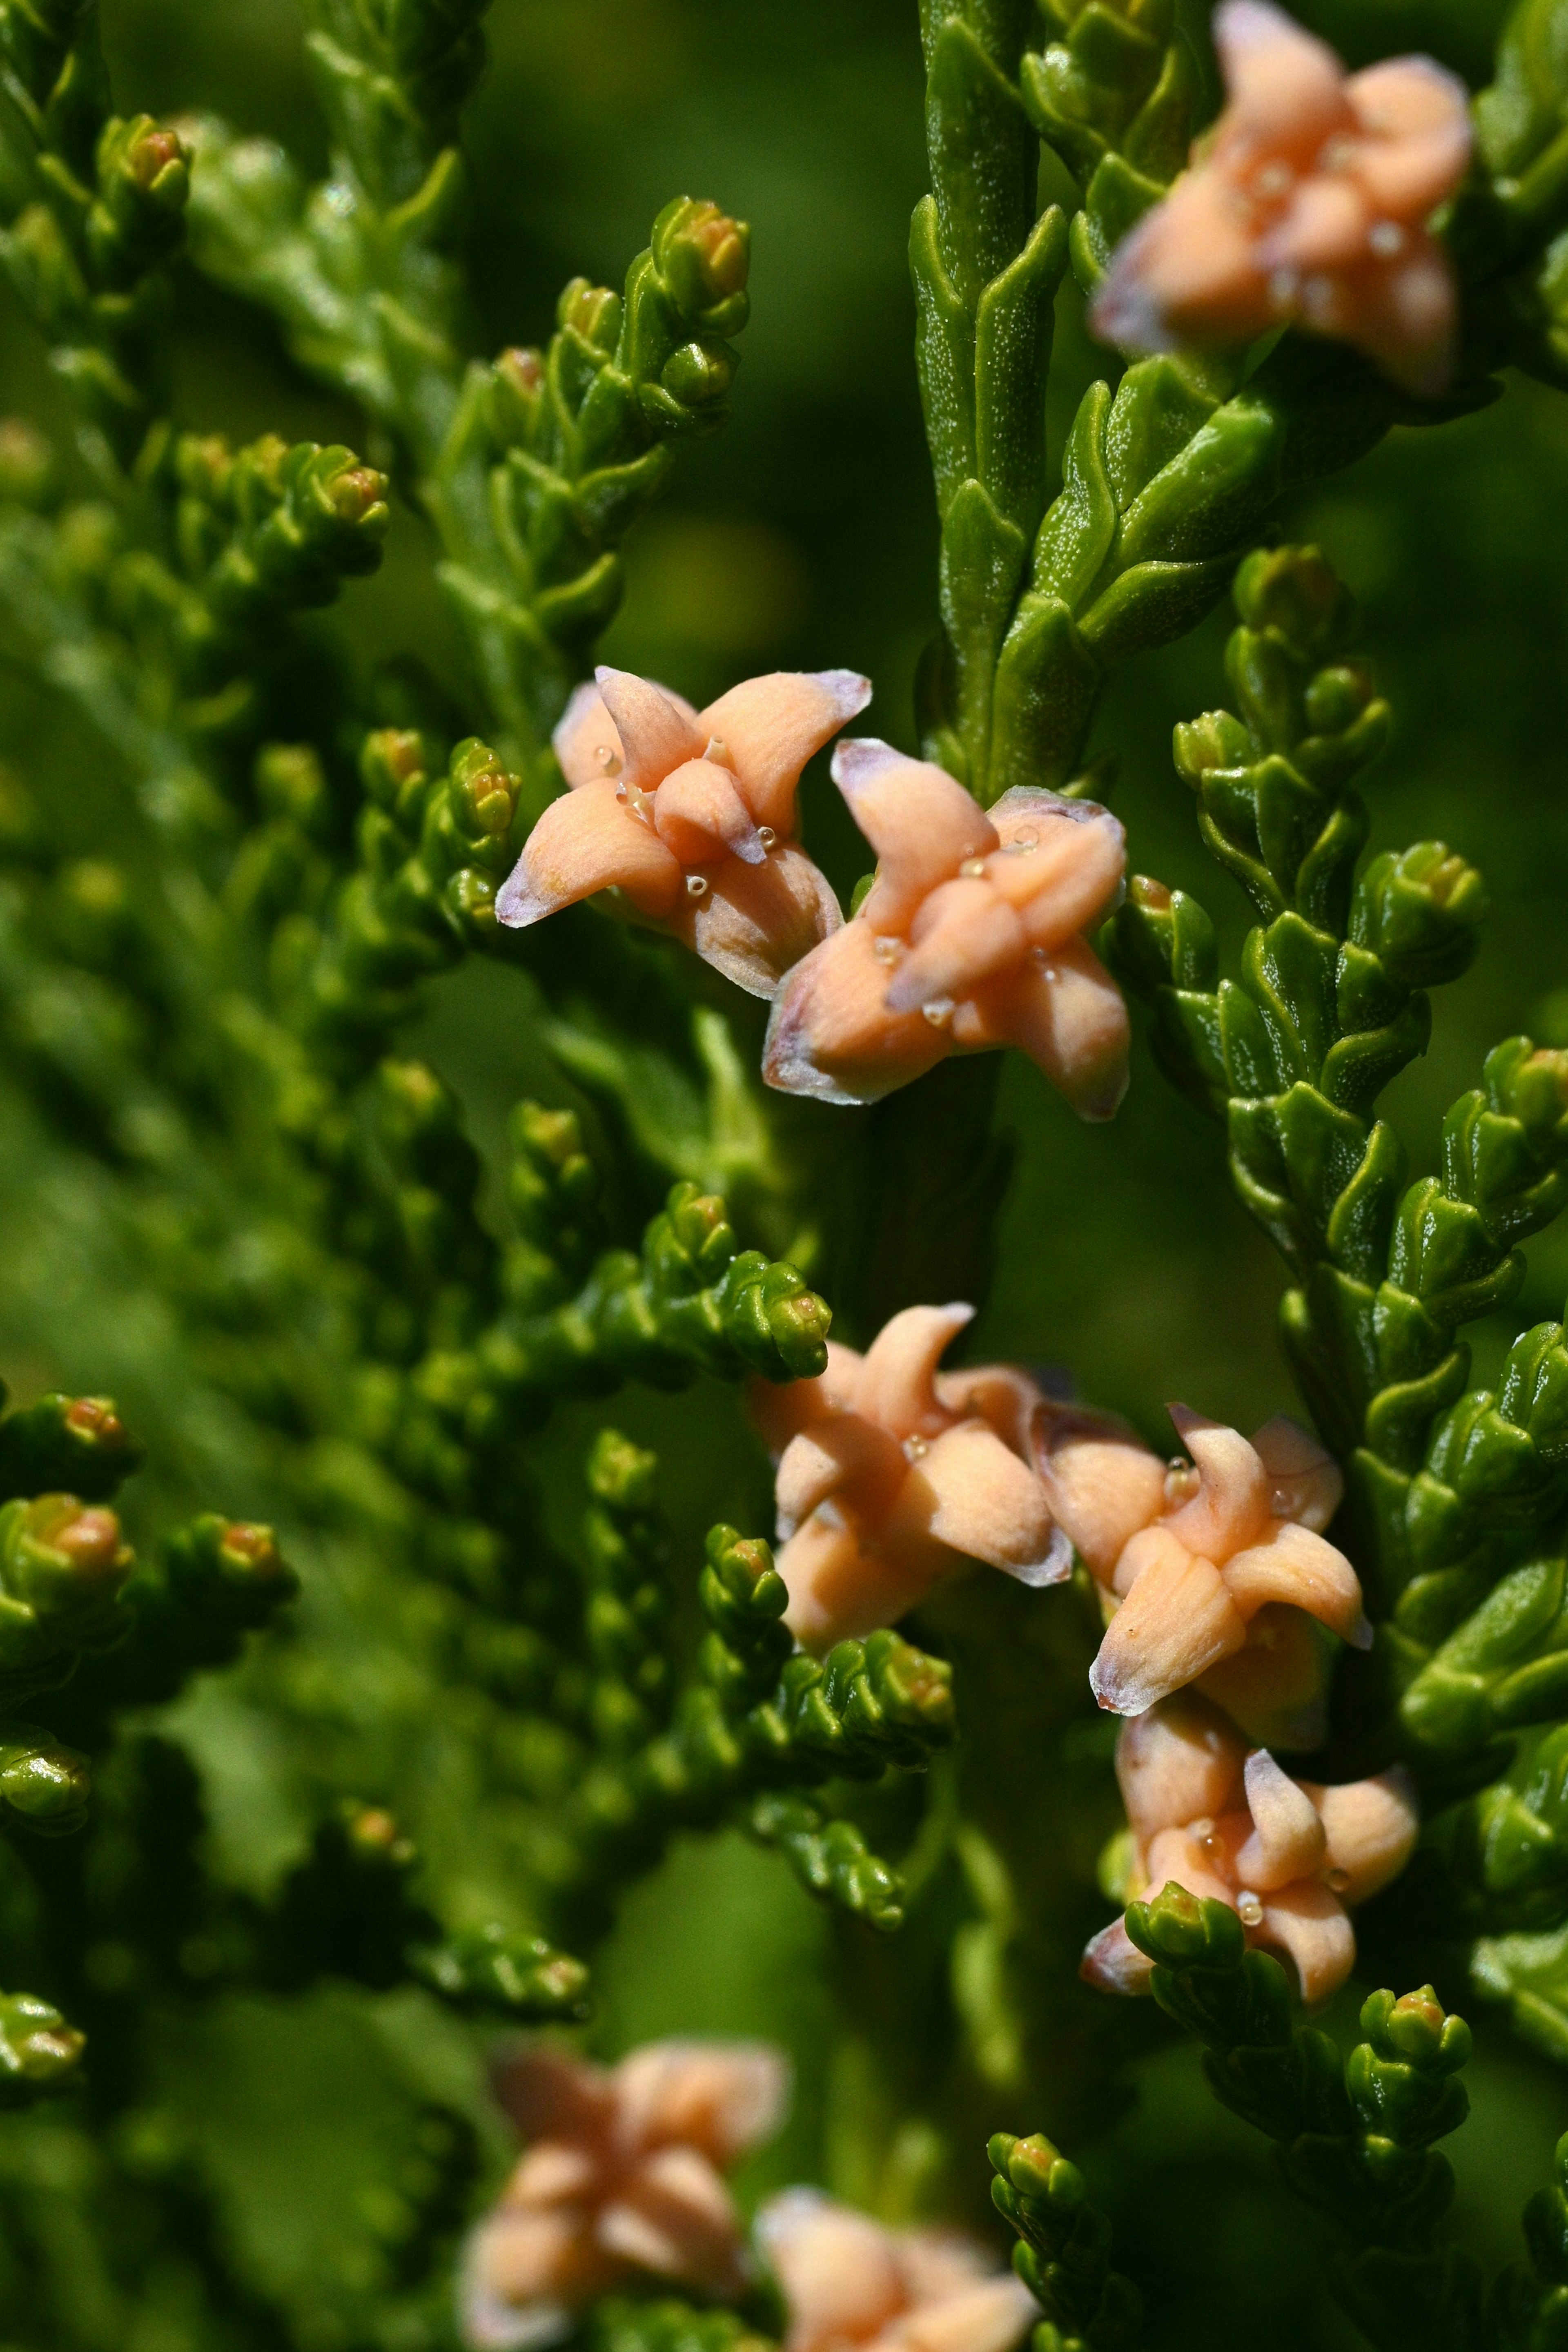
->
[1034,1400,1368,1739]
[496,667,870,995]
[460,2039,789,2350]
[1092,0,1473,394]
[1081,1694,1418,2004]
[748,1303,1063,1654]
[757,2189,1038,2352]
[763,741,1129,1114]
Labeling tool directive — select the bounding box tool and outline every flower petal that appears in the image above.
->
[886,1420,1066,1584]
[1080,1915,1156,1995]
[459,2213,588,2352]
[670,845,843,999]
[1212,0,1348,154]
[1236,1749,1327,1891]
[757,2190,905,2352]
[490,2046,613,2145]
[764,921,949,1105]
[832,739,998,936]
[1250,1415,1343,1533]
[1221,1521,1368,1645]
[1257,1878,1356,2005]
[985,792,1127,944]
[1348,56,1472,214]
[1196,1603,1331,1750]
[746,1346,865,1458]
[775,1416,908,1540]
[1031,1401,1168,1582]
[1306,1766,1419,1905]
[855,1303,974,1439]
[1114,1694,1247,1845]
[1143,1828,1243,1910]
[1090,1541,1249,1715]
[884,878,1028,1012]
[776,1509,932,1653]
[613,2039,791,2166]
[885,2276,1039,2352]
[595,667,706,794]
[653,759,766,866]
[497,780,683,927]
[600,2146,746,2292]
[978,936,1129,1121]
[935,1362,1042,1457]
[553,681,624,789]
[699,670,873,835]
[1163,1407,1273,1561]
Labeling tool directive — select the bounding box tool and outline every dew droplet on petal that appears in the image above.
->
[903,1434,929,1461]
[757,825,776,850]
[873,936,903,965]
[1005,829,1038,854]
[1326,1867,1350,1893]
[922,997,956,1027]
[597,745,622,774]
[686,874,709,899]
[960,857,987,878]
[1236,1891,1264,1928]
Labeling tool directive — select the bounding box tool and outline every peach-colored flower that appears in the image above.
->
[1091,0,1472,395]
[496,667,871,995]
[748,1303,1065,1654]
[757,2190,1038,2352]
[460,2040,789,2350]
[1080,1693,1418,2004]
[1033,1401,1368,1737]
[763,740,1129,1114]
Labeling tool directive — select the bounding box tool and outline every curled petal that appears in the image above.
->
[595,668,705,794]
[833,739,998,935]
[1142,1830,1242,1911]
[1308,1767,1419,1905]
[776,1510,933,1654]
[1264,176,1371,273]
[886,879,1028,1012]
[1196,1603,1330,1750]
[1346,240,1457,396]
[699,669,872,836]
[1236,1748,1327,1891]
[653,759,766,866]
[1213,0,1347,154]
[1091,1541,1248,1716]
[775,1417,908,1540]
[671,846,844,1000]
[1221,1521,1369,1645]
[1164,1407,1273,1561]
[1092,173,1269,350]
[936,1362,1042,1457]
[1257,1878,1356,2006]
[1080,1915,1156,1995]
[497,780,683,927]
[757,2189,906,2352]
[1348,56,1473,214]
[1114,1694,1247,1845]
[985,792,1127,946]
[886,2275,1039,2352]
[613,2040,791,2167]
[490,2047,613,2146]
[896,2233,995,2305]
[506,2144,601,2208]
[977,936,1130,1121]
[746,1344,865,1458]
[1250,1416,1342,1533]
[459,2212,588,2351]
[764,921,948,1105]
[886,1420,1067,1585]
[855,1303,973,1439]
[1032,1401,1167,1582]
[553,682,625,789]
[602,2146,748,2293]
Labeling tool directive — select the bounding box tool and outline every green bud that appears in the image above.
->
[0,417,56,507]
[558,276,622,354]
[1233,544,1348,654]
[0,1495,134,1692]
[651,196,752,334]
[659,339,737,409]
[0,1992,84,2105]
[408,1924,591,2019]
[0,1391,143,1504]
[362,727,429,816]
[1350,844,1488,990]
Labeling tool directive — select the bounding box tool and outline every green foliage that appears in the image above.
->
[989,2127,1143,2350]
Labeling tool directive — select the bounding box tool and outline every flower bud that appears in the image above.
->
[0,1991,84,2092]
[1350,843,1487,990]
[449,738,520,843]
[660,339,738,409]
[652,197,752,333]
[1234,545,1346,655]
[361,727,428,815]
[558,276,622,354]
[492,346,545,441]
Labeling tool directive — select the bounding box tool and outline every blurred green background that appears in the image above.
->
[4,1,1568,2345]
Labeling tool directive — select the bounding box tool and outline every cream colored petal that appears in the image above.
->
[894,2231,994,2303]
[1236,1749,1327,1892]
[777,1509,932,1654]
[1308,1767,1419,1906]
[1250,1415,1342,1533]
[1221,1521,1369,1645]
[884,878,1027,1012]
[775,1416,908,1541]
[490,2046,614,2147]
[983,793,1126,946]
[698,670,872,836]
[1264,176,1370,272]
[1114,1694,1248,1845]
[1348,56,1472,212]
[595,667,706,794]
[764,921,948,1105]
[746,1345,865,1459]
[552,681,624,789]
[503,2143,600,2209]
[1196,1604,1330,1750]
[979,936,1129,1122]
[934,1362,1042,1457]
[882,2274,1039,2352]
[855,1303,974,1439]
[1163,1406,1272,1562]
[1091,1545,1249,1716]
[613,2040,791,2166]
[670,845,843,1000]
[1031,1400,1167,1582]
[1080,1915,1156,1995]
[833,738,998,936]
[886,1420,1067,1585]
[496,780,683,927]
[757,2189,906,2352]
[600,2147,747,2293]
[1143,1826,1242,1910]
[459,2214,582,2351]
[1109,1519,1191,1603]
[1257,1879,1356,2006]
[653,758,766,867]
[1350,241,1456,396]
[1213,0,1348,150]
[1091,171,1274,350]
